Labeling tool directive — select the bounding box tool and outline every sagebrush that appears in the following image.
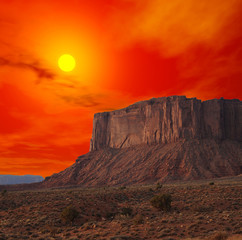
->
[150,193,172,211]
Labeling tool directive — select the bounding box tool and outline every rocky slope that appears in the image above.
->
[42,96,241,187]
[42,139,241,187]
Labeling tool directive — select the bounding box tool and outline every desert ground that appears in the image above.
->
[0,176,241,240]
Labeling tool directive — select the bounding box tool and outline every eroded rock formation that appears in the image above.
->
[90,96,241,151]
[39,138,241,187]
[41,96,242,187]
[3,96,240,190]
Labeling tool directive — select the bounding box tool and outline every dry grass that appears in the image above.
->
[0,177,241,239]
[207,232,229,240]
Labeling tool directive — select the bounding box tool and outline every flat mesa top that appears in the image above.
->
[95,95,241,116]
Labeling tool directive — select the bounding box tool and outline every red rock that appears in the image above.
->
[42,138,241,187]
[90,96,241,151]
[2,96,241,190]
[41,96,241,188]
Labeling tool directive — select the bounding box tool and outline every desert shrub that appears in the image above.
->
[1,189,7,197]
[121,207,133,216]
[208,232,228,240]
[150,193,172,211]
[46,225,57,237]
[133,214,144,224]
[105,211,116,219]
[156,182,162,190]
[209,182,215,185]
[110,236,131,240]
[193,205,213,213]
[61,205,79,224]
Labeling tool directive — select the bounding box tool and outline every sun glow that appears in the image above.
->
[58,54,76,72]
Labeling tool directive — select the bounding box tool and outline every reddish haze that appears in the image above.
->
[0,0,241,177]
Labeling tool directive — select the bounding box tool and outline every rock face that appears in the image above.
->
[90,96,241,151]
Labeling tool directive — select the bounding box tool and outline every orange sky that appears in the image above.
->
[0,0,241,177]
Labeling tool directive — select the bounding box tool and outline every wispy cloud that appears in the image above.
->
[111,0,242,55]
[0,53,56,83]
[109,0,242,99]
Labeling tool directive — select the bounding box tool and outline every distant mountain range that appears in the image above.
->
[0,174,44,185]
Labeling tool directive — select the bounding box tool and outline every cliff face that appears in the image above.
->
[90,96,241,151]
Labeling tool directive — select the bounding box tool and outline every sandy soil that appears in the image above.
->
[0,177,241,240]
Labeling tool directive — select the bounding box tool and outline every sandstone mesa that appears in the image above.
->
[43,96,241,187]
[1,96,241,190]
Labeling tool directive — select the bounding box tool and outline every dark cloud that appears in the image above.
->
[0,55,56,83]
[0,48,107,109]
[0,49,104,109]
[0,36,57,82]
[60,94,101,108]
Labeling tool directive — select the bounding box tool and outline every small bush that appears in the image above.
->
[208,232,228,240]
[150,194,172,211]
[156,183,162,190]
[105,211,116,220]
[1,190,7,197]
[46,225,57,237]
[121,207,133,216]
[133,214,144,225]
[61,205,79,224]
[193,205,213,213]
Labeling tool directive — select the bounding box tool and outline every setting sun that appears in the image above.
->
[58,54,76,72]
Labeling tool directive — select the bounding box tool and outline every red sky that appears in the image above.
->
[0,0,241,177]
